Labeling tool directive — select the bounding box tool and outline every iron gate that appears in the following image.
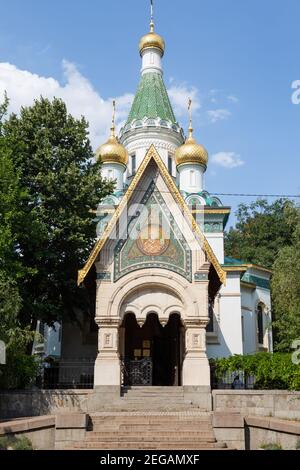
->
[121,358,153,386]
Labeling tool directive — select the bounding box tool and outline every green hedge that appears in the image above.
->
[210,353,300,391]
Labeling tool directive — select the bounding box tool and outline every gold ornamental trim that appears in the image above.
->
[191,209,231,214]
[223,265,248,272]
[78,145,226,286]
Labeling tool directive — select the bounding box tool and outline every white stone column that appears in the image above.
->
[94,319,121,387]
[182,320,210,387]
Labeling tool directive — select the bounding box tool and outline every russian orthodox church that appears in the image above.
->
[52,9,272,394]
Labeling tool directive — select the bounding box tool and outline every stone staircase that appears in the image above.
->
[69,411,225,450]
[65,387,228,450]
[119,386,193,411]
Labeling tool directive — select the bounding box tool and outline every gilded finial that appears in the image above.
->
[111,99,116,137]
[139,0,165,57]
[96,98,128,166]
[175,97,208,167]
[188,98,193,138]
[150,0,154,32]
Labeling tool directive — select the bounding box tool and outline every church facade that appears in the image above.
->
[58,13,272,392]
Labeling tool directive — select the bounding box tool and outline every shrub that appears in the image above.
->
[0,435,33,450]
[0,353,40,390]
[260,442,282,450]
[210,353,300,391]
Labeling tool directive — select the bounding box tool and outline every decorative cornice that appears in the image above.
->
[241,281,256,290]
[223,266,248,272]
[242,273,271,290]
[78,145,226,286]
[246,264,273,274]
[125,138,178,153]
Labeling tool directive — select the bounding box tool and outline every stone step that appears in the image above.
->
[119,401,191,406]
[90,415,212,422]
[69,441,221,450]
[85,432,215,441]
[89,424,212,432]
[91,406,203,412]
[121,392,185,397]
[122,387,185,391]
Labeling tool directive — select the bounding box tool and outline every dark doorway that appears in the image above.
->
[122,312,182,386]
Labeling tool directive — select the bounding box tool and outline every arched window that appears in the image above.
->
[190,170,196,187]
[257,304,264,345]
[131,154,136,175]
[168,154,173,175]
[108,169,114,181]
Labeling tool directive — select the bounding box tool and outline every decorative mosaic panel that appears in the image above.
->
[114,182,192,282]
[194,272,208,281]
[97,272,111,281]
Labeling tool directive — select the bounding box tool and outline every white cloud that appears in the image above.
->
[228,95,239,103]
[168,84,201,118]
[211,152,244,168]
[207,108,231,123]
[0,60,134,148]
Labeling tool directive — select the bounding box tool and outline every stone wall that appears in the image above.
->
[0,390,92,420]
[0,386,212,419]
[212,412,245,450]
[0,416,55,450]
[212,390,300,420]
[212,413,300,450]
[245,416,300,450]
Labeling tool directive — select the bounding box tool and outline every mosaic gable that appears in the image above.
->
[114,182,192,281]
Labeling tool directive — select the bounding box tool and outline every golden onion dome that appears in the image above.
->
[175,127,208,167]
[96,132,128,166]
[96,100,128,166]
[139,21,165,57]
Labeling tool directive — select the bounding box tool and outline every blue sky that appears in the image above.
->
[0,0,299,225]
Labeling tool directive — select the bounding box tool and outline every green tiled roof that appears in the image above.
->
[224,256,247,266]
[126,72,177,125]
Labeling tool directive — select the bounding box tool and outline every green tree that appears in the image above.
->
[272,206,300,350]
[3,97,114,326]
[225,199,298,268]
[0,96,38,389]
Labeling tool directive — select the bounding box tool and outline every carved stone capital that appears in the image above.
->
[95,317,120,328]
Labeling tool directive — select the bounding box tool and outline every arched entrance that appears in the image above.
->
[122,312,184,386]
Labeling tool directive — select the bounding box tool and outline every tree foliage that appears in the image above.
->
[225,199,297,269]
[272,206,300,350]
[211,353,300,390]
[0,95,114,387]
[0,98,38,389]
[225,199,300,350]
[2,97,114,326]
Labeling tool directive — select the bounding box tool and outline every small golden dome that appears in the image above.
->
[96,134,128,166]
[175,129,208,167]
[139,21,165,57]
[96,100,128,166]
